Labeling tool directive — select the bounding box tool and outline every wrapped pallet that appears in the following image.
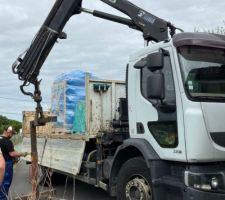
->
[23,70,125,137]
[51,70,95,133]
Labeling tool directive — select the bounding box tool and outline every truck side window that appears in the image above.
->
[163,56,176,103]
[148,121,178,148]
[141,54,178,148]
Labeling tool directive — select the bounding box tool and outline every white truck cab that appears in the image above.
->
[126,32,225,199]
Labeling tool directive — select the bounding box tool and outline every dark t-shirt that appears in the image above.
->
[0,136,14,161]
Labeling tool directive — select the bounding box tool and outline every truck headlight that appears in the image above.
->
[211,177,219,189]
[184,171,225,192]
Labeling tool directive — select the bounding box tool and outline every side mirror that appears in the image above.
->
[147,52,164,72]
[147,73,165,100]
[133,58,147,69]
[134,51,164,70]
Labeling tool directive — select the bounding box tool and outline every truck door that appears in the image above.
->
[128,46,186,161]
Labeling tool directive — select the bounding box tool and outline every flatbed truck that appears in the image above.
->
[12,0,225,199]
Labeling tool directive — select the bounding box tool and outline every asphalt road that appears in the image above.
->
[10,161,115,200]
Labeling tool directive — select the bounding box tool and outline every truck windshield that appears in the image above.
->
[178,46,225,101]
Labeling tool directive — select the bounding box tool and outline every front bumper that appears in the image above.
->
[184,187,225,200]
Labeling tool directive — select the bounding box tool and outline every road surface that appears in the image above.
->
[10,161,115,200]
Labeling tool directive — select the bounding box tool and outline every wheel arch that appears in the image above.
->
[109,138,159,196]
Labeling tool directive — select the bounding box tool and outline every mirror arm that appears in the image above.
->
[158,99,176,113]
[159,48,170,56]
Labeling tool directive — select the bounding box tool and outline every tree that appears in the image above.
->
[0,115,22,134]
[194,21,225,35]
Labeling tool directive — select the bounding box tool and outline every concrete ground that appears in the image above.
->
[10,161,115,200]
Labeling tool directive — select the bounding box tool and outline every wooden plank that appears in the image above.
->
[85,74,90,137]
[22,111,53,136]
[90,79,125,84]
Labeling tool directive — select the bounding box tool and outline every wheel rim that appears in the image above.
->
[125,175,152,200]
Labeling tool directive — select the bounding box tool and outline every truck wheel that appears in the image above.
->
[116,157,152,200]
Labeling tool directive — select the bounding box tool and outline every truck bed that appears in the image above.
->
[22,76,126,175]
[23,76,125,139]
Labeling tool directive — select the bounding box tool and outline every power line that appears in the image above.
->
[0,96,50,104]
[0,111,22,116]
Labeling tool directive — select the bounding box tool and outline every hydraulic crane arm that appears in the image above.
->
[12,0,82,87]
[12,0,178,93]
[99,0,170,42]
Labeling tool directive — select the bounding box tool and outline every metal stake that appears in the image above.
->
[30,121,39,200]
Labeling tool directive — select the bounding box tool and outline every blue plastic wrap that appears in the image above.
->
[54,70,87,86]
[51,70,95,132]
[72,101,86,133]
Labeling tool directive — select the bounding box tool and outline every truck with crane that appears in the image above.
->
[12,0,225,199]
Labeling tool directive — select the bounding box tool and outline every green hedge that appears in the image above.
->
[0,115,22,134]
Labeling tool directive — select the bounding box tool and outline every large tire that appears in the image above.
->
[116,157,153,200]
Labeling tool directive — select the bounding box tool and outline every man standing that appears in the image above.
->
[0,149,5,186]
[0,126,28,199]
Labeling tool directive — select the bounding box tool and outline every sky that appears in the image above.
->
[0,0,224,121]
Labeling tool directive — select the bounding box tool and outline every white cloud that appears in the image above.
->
[0,0,224,121]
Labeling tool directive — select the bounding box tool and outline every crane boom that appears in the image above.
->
[12,0,176,90]
[100,0,169,41]
[12,0,82,86]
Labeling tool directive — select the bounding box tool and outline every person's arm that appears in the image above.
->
[0,151,5,185]
[9,151,27,158]
[7,140,28,158]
